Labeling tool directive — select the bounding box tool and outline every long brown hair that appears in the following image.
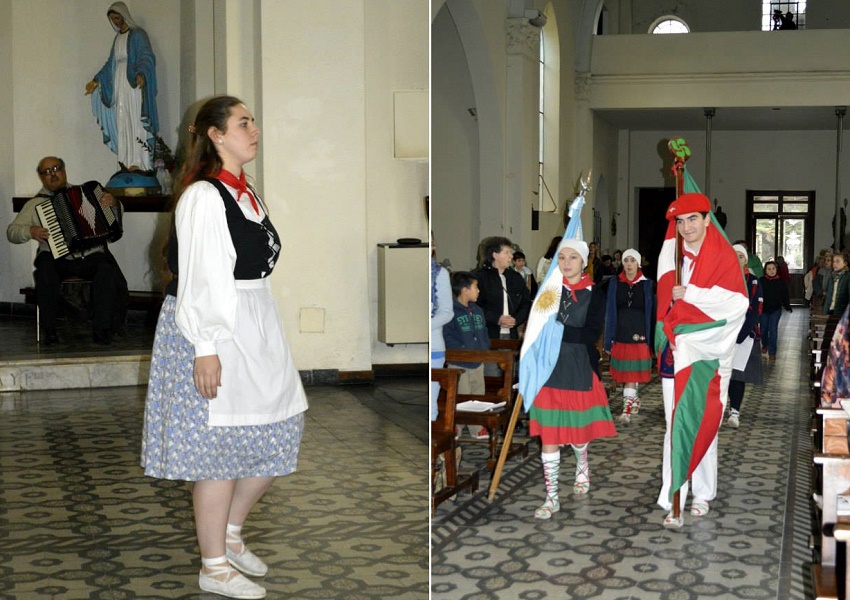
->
[170,95,245,203]
[160,95,246,291]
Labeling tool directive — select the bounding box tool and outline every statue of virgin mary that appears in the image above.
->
[85,2,159,173]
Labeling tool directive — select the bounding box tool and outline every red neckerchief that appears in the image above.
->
[562,273,593,301]
[618,269,644,285]
[216,169,260,215]
[764,272,780,280]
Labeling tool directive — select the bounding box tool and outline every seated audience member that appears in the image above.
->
[6,156,128,345]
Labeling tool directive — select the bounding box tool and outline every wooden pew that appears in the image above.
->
[445,348,529,472]
[431,368,479,512]
[813,451,850,600]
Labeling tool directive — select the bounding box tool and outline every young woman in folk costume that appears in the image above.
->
[603,249,654,424]
[526,238,617,520]
[727,244,764,428]
[141,96,307,599]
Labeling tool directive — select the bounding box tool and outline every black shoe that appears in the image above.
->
[42,329,61,346]
[93,330,113,345]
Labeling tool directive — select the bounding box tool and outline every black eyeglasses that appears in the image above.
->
[39,165,64,176]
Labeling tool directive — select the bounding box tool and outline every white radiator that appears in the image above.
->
[377,243,429,344]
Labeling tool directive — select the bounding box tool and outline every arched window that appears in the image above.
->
[649,16,689,34]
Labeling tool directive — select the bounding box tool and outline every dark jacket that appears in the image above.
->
[825,270,850,316]
[761,275,792,314]
[471,265,532,339]
[603,276,654,353]
[736,273,763,343]
[442,299,490,368]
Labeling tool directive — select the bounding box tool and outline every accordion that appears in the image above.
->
[35,181,123,259]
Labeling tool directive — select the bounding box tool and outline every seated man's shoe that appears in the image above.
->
[93,329,113,345]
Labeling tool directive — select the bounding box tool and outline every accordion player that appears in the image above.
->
[34,180,123,259]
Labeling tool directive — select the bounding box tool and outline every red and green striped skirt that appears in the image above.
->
[609,342,652,383]
[529,377,617,446]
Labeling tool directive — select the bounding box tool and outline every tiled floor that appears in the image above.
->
[0,306,822,599]
[432,309,814,600]
[0,307,428,600]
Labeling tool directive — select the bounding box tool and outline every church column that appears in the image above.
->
[504,17,541,252]
[573,70,595,240]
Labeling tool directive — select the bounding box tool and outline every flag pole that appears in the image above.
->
[487,393,524,501]
[667,138,690,521]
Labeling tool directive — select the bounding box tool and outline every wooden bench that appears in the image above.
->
[431,368,479,512]
[812,452,850,599]
[811,404,850,598]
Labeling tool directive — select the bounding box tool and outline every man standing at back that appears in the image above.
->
[7,156,128,345]
[654,193,748,527]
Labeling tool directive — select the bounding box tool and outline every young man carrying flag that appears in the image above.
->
[655,192,748,528]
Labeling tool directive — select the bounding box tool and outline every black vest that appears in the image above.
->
[165,178,281,296]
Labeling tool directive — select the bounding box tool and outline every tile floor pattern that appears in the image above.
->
[432,309,814,600]
[0,377,428,599]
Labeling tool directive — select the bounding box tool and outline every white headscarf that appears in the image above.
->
[732,244,748,260]
[107,2,138,32]
[622,248,641,265]
[556,238,589,268]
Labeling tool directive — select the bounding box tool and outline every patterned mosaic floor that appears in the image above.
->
[432,310,814,600]
[0,377,428,599]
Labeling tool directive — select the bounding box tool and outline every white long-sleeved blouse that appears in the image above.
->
[174,179,267,357]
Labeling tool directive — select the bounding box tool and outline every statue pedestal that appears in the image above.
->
[106,171,161,196]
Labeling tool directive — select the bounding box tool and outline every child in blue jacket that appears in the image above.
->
[443,271,491,438]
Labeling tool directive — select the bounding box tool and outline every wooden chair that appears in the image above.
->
[486,338,521,393]
[445,348,528,471]
[431,368,479,512]
[36,276,92,342]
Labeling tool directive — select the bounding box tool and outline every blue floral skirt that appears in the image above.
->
[141,296,304,481]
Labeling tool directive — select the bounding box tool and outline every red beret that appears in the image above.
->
[666,193,711,220]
